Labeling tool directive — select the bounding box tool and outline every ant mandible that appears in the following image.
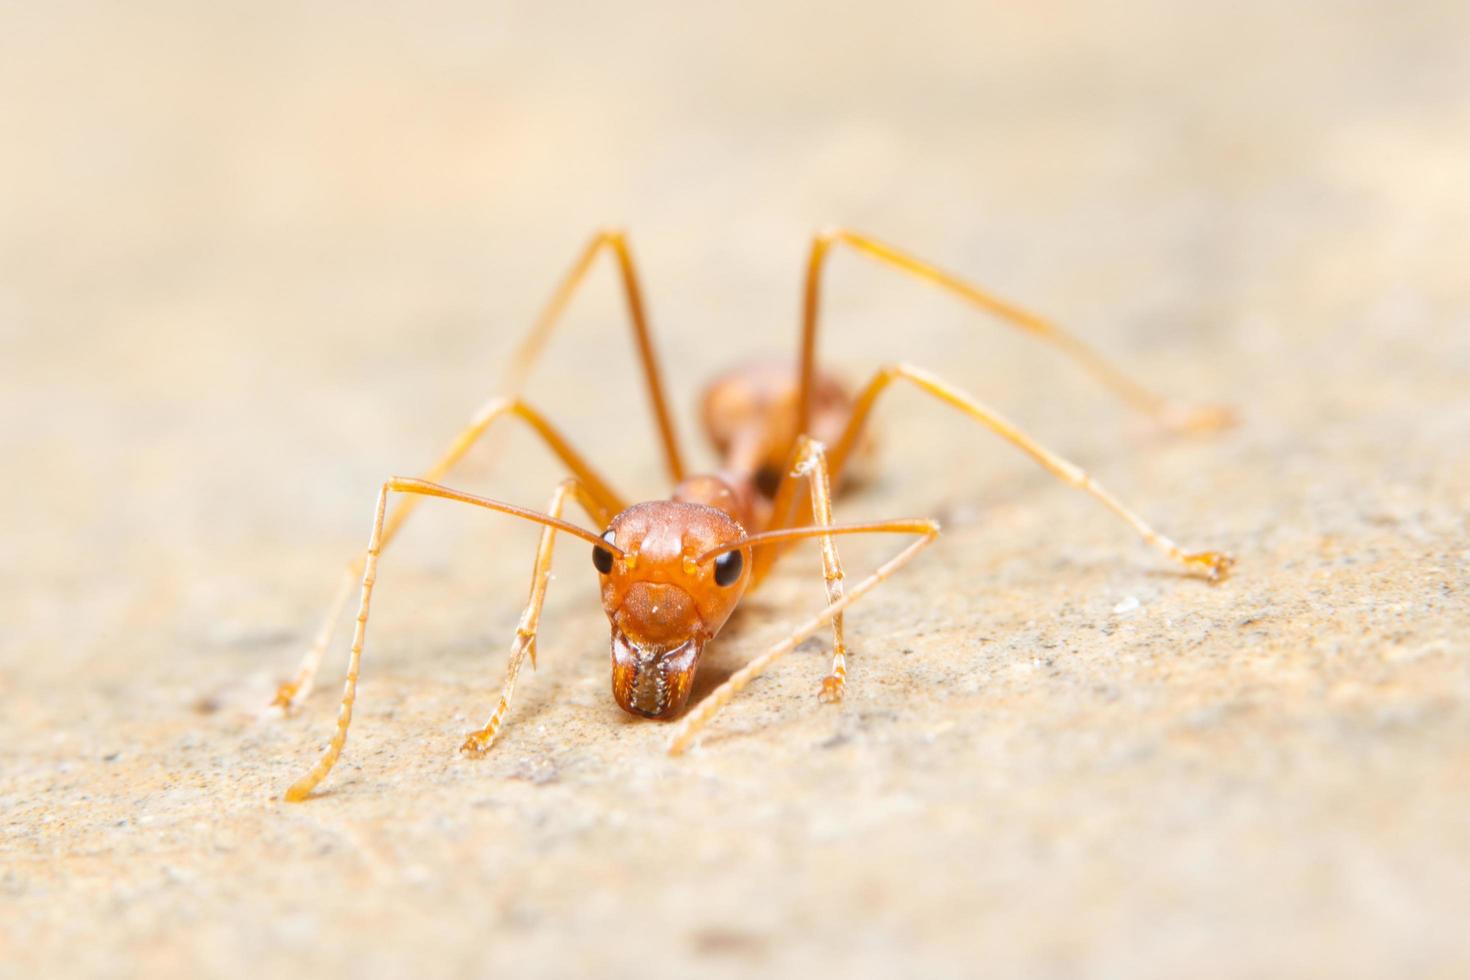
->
[279,228,1235,801]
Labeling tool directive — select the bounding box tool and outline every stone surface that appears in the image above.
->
[3,2,1468,977]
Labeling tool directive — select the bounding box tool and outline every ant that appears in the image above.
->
[278,228,1235,802]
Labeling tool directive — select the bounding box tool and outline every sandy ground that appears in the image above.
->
[3,2,1469,977]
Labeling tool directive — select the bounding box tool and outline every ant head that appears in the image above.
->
[593,501,752,718]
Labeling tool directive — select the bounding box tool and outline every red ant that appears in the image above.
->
[279,229,1234,801]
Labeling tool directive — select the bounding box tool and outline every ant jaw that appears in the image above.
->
[610,631,704,719]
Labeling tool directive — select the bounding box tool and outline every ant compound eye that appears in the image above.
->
[713,549,743,587]
[593,529,616,575]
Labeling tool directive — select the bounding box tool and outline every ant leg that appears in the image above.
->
[459,478,609,757]
[667,524,940,756]
[829,363,1235,582]
[281,224,682,711]
[790,438,851,703]
[285,477,619,802]
[502,229,686,481]
[796,228,1233,438]
[273,398,622,712]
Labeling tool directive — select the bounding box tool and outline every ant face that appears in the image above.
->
[594,501,752,718]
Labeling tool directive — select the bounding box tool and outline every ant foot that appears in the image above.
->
[271,681,301,713]
[1184,550,1235,583]
[459,729,497,759]
[1161,401,1237,434]
[818,675,845,704]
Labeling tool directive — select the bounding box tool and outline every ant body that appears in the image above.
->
[280,229,1233,801]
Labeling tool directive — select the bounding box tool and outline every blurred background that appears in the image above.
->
[3,2,1468,977]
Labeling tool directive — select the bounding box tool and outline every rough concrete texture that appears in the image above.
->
[3,2,1468,977]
